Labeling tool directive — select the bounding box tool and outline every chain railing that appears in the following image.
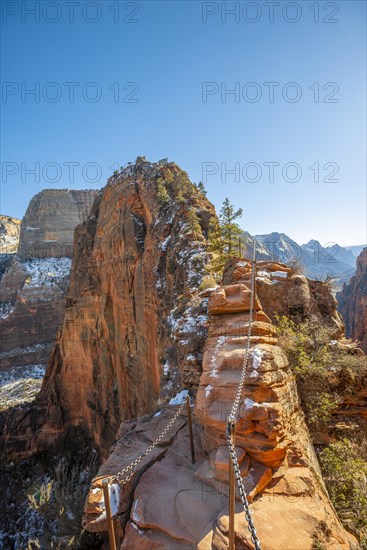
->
[226,243,262,550]
[99,246,262,550]
[105,396,191,486]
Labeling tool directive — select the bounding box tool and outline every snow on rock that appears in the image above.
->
[243,397,271,409]
[0,343,49,360]
[160,235,171,251]
[23,257,72,287]
[169,389,189,405]
[0,364,46,410]
[205,384,213,399]
[252,346,265,370]
[0,364,45,387]
[271,271,288,278]
[163,361,170,375]
[0,301,15,320]
[210,336,226,376]
[132,498,141,523]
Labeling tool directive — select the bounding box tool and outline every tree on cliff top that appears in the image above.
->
[208,197,243,275]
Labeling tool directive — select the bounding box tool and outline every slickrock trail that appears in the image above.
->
[83,260,358,549]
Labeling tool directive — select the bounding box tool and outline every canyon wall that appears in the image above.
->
[1,159,215,457]
[18,189,98,258]
[0,189,98,410]
[337,248,367,352]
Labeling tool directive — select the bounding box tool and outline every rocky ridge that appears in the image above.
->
[0,159,216,459]
[83,259,358,549]
[337,248,367,353]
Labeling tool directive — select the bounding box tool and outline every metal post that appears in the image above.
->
[102,479,117,550]
[229,423,236,550]
[254,260,258,321]
[186,396,196,464]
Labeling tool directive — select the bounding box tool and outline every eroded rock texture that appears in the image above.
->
[0,190,97,388]
[1,159,215,458]
[224,259,345,338]
[18,189,98,258]
[0,215,21,254]
[83,259,358,550]
[337,248,367,352]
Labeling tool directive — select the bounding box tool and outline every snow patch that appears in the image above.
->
[169,389,189,405]
[252,347,265,370]
[244,397,271,409]
[271,270,288,278]
[23,257,72,287]
[132,498,141,523]
[205,384,213,399]
[0,301,15,320]
[160,235,171,251]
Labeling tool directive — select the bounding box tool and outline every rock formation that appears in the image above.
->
[83,259,358,549]
[18,189,98,258]
[0,159,215,458]
[0,215,21,254]
[0,190,98,409]
[337,248,367,352]
[224,259,345,338]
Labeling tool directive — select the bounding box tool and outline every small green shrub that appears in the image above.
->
[156,177,170,206]
[319,439,367,540]
[276,316,339,429]
[28,455,99,549]
[198,274,217,292]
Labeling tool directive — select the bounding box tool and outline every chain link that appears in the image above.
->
[227,242,262,549]
[229,242,257,422]
[226,420,261,550]
[105,397,189,485]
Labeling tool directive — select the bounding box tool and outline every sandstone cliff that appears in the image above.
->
[0,215,21,254]
[337,248,367,352]
[1,159,215,458]
[18,189,98,258]
[0,190,98,410]
[83,259,358,549]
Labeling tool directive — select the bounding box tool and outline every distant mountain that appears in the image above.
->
[242,231,358,290]
[345,244,367,258]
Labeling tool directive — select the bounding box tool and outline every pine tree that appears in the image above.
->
[196,181,207,196]
[186,208,202,238]
[208,198,243,275]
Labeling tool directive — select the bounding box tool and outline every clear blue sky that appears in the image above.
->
[1,0,366,246]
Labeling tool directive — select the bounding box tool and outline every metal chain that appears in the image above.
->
[227,242,262,550]
[226,420,261,550]
[107,397,189,485]
[229,242,257,422]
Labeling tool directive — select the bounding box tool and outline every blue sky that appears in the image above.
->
[1,0,366,246]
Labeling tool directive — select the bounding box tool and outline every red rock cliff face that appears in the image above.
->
[337,248,367,352]
[1,159,215,458]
